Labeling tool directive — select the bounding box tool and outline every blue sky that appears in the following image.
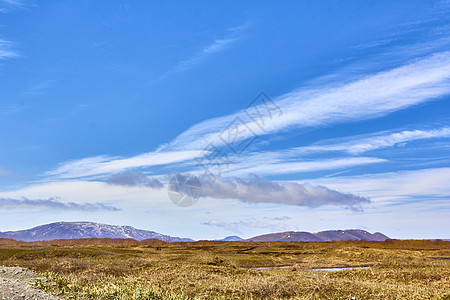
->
[1,0,450,240]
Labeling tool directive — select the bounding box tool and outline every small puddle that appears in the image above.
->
[244,266,370,271]
[311,266,369,272]
[245,266,291,270]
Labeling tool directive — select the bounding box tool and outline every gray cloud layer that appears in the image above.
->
[106,172,164,189]
[0,197,120,211]
[104,171,370,211]
[197,174,370,211]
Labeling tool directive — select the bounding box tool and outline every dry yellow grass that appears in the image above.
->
[0,239,449,299]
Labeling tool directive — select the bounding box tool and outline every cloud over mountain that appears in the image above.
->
[0,197,119,212]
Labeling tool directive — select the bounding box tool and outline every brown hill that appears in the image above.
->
[247,231,322,242]
[247,229,389,242]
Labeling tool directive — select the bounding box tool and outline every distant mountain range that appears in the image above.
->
[0,222,193,242]
[0,222,389,242]
[247,230,389,242]
[216,235,244,241]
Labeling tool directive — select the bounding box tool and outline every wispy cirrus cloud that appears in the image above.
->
[58,125,447,182]
[0,0,25,13]
[0,197,120,211]
[213,126,450,177]
[45,51,450,181]
[0,39,18,60]
[46,151,201,179]
[305,167,450,206]
[168,51,450,151]
[265,216,292,221]
[160,25,244,79]
[294,127,450,155]
[168,38,238,73]
[22,80,56,96]
[223,157,386,177]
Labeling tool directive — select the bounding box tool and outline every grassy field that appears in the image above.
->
[0,238,449,299]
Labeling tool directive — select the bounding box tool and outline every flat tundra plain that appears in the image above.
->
[0,239,449,299]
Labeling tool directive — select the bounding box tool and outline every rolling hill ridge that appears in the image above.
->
[0,222,389,242]
[247,230,389,242]
[0,222,193,242]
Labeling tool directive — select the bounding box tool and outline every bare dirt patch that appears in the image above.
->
[0,266,59,300]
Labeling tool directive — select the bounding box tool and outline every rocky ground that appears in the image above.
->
[0,266,59,300]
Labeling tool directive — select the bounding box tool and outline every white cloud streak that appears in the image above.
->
[304,167,450,206]
[160,29,241,79]
[22,80,56,96]
[223,157,386,177]
[168,51,450,151]
[0,0,25,13]
[46,151,201,179]
[0,39,18,60]
[296,127,450,155]
[212,126,449,177]
[45,51,450,181]
[0,197,120,211]
[171,38,238,73]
